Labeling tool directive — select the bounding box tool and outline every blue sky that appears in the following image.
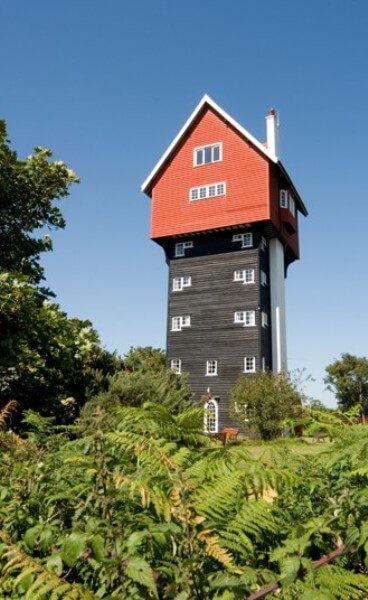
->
[1,0,367,406]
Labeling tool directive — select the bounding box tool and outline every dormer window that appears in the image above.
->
[194,143,222,166]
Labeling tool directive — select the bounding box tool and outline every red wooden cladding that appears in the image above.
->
[150,107,271,239]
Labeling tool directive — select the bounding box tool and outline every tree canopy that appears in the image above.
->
[230,371,302,439]
[0,120,78,284]
[325,353,368,415]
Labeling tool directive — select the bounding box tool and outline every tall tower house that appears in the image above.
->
[142,96,307,432]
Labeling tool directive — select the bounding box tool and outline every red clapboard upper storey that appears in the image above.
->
[142,95,307,241]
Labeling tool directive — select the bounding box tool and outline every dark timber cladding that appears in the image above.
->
[164,230,272,429]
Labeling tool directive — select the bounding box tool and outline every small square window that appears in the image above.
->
[175,241,193,257]
[216,183,225,195]
[171,359,181,374]
[232,232,253,248]
[206,360,218,376]
[190,188,198,200]
[244,268,255,283]
[244,357,256,372]
[244,310,255,326]
[172,317,181,331]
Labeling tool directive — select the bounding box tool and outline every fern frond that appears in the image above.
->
[0,400,18,430]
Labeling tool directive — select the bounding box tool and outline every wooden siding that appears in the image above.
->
[165,232,272,430]
[150,107,270,239]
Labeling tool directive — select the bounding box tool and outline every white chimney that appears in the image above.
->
[266,108,280,159]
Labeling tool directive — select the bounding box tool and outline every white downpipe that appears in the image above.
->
[269,238,287,373]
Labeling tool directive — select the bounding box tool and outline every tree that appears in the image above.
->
[0,272,102,420]
[325,353,368,416]
[0,120,78,284]
[230,371,302,440]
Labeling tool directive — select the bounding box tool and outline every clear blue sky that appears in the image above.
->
[1,0,367,406]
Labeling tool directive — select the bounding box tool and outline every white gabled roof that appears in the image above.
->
[141,94,278,195]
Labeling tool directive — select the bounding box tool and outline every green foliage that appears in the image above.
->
[0,273,105,420]
[230,371,303,439]
[1,398,368,598]
[0,120,78,285]
[99,346,194,414]
[325,353,368,415]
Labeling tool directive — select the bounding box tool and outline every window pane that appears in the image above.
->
[196,149,203,165]
[213,145,220,161]
[200,187,207,198]
[204,146,212,163]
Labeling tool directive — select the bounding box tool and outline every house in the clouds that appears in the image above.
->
[142,95,307,433]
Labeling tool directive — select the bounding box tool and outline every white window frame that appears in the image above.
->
[244,357,256,373]
[280,189,288,208]
[204,398,219,433]
[234,268,255,283]
[232,232,253,248]
[194,143,222,167]
[170,359,181,374]
[234,310,255,326]
[190,181,226,201]
[262,356,266,372]
[262,312,269,327]
[171,316,191,331]
[260,270,268,286]
[206,360,218,376]
[173,276,192,291]
[175,241,193,257]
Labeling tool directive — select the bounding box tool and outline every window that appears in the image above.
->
[190,182,226,201]
[234,268,255,283]
[206,360,218,376]
[234,310,255,326]
[289,196,295,217]
[280,189,288,208]
[262,312,269,327]
[170,359,181,374]
[194,143,222,166]
[204,398,219,433]
[175,241,193,257]
[280,190,296,217]
[260,237,267,251]
[260,270,268,286]
[173,276,192,291]
[244,357,256,373]
[262,356,266,372]
[171,316,191,331]
[232,232,253,248]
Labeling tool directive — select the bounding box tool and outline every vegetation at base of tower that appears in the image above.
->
[1,402,368,599]
[230,372,303,440]
[325,353,368,416]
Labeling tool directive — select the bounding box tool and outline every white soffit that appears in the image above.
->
[141,94,278,194]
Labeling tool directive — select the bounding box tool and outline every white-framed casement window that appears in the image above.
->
[172,276,192,291]
[260,270,268,286]
[171,316,191,331]
[190,181,226,201]
[244,356,256,373]
[261,312,269,327]
[280,190,296,217]
[206,360,218,376]
[194,143,222,166]
[175,241,193,257]
[234,310,255,326]
[204,398,219,433]
[170,359,182,374]
[232,232,253,248]
[234,268,255,283]
[260,237,267,251]
[280,189,288,208]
